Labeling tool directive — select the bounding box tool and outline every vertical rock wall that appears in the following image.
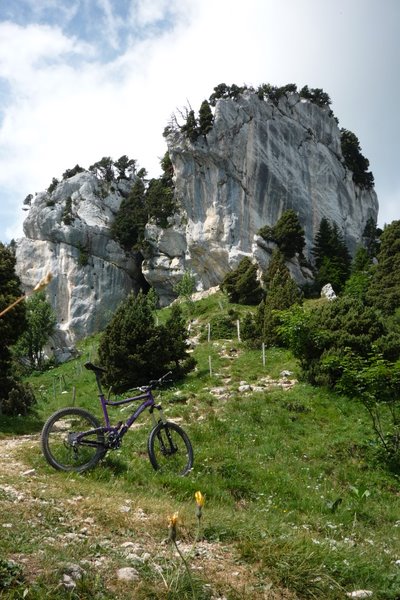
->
[143,92,378,304]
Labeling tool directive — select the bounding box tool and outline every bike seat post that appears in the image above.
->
[95,372,104,396]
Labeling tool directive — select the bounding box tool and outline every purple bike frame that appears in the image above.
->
[99,390,158,431]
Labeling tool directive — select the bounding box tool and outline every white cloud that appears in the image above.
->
[0,0,399,242]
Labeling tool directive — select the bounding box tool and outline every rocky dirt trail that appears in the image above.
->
[0,434,296,599]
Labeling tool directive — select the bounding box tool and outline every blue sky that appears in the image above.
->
[0,0,399,242]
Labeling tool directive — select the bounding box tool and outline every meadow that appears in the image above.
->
[0,293,399,599]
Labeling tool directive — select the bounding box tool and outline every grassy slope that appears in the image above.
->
[0,293,399,599]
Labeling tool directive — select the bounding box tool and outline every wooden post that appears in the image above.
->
[262,343,266,368]
[72,386,76,406]
[207,323,211,343]
[237,319,241,342]
[208,355,213,377]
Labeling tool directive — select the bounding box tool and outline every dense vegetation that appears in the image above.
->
[0,244,36,415]
[111,152,176,251]
[0,290,399,599]
[219,213,400,467]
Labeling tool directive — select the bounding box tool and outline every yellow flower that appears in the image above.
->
[168,512,179,542]
[195,491,205,508]
[168,512,179,527]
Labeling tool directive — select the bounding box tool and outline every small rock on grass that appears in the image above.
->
[117,567,140,582]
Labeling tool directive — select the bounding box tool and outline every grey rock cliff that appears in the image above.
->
[16,172,142,347]
[143,91,378,304]
[15,90,379,343]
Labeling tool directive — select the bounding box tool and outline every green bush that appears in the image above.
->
[336,352,400,466]
[279,297,399,388]
[98,292,195,392]
[0,380,36,416]
[258,210,305,259]
[221,257,263,305]
[201,310,238,341]
[367,220,400,316]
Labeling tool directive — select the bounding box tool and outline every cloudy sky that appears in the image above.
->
[0,0,398,243]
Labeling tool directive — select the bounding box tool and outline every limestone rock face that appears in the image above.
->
[143,91,378,303]
[16,172,141,346]
[15,90,380,342]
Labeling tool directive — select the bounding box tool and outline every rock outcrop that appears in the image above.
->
[16,173,142,347]
[143,91,377,303]
[16,89,379,344]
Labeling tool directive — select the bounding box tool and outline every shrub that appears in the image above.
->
[13,291,56,370]
[98,292,195,393]
[174,271,196,305]
[221,257,263,305]
[259,210,305,259]
[62,197,73,225]
[1,380,36,416]
[279,297,398,388]
[273,209,305,258]
[367,220,400,316]
[336,352,400,466]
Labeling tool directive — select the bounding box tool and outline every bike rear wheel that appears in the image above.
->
[41,407,106,473]
[147,421,193,476]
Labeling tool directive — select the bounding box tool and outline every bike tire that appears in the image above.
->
[147,421,193,476]
[41,407,106,473]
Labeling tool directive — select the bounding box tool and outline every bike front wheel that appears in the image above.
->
[147,421,193,476]
[41,407,106,473]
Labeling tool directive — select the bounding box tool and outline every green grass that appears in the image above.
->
[1,293,400,599]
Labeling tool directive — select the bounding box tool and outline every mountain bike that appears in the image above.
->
[40,362,194,476]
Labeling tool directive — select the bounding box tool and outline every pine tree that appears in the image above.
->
[312,218,333,269]
[199,100,213,135]
[62,164,85,180]
[181,110,198,142]
[114,155,136,180]
[111,178,147,250]
[161,304,196,376]
[262,249,302,345]
[367,220,400,315]
[145,178,175,228]
[340,129,374,189]
[273,209,305,258]
[362,216,380,258]
[98,292,161,392]
[312,218,351,293]
[89,156,115,182]
[98,291,195,393]
[221,257,263,305]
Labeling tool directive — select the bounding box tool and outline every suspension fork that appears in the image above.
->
[149,403,167,427]
[150,405,178,455]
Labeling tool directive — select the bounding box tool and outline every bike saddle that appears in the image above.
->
[84,362,107,374]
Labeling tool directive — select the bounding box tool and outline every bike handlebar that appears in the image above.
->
[84,362,172,392]
[141,371,173,391]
